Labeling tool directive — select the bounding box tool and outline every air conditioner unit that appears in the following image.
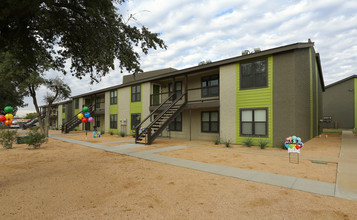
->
[254,48,261,53]
[241,50,250,55]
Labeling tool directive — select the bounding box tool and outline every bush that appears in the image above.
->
[100,130,105,135]
[0,129,17,149]
[279,139,287,150]
[214,138,220,145]
[29,126,39,132]
[243,138,254,147]
[258,139,269,149]
[224,139,231,148]
[110,131,114,135]
[26,130,48,149]
[119,131,126,137]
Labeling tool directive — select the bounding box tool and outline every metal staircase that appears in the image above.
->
[135,93,187,145]
[62,105,94,133]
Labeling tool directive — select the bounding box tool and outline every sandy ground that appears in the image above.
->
[1,131,357,219]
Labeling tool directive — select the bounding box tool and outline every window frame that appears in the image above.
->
[169,112,182,131]
[74,99,79,109]
[110,90,117,105]
[168,81,182,99]
[201,74,219,98]
[240,58,268,90]
[62,105,65,113]
[131,113,141,130]
[240,108,268,137]
[201,111,219,133]
[131,85,141,102]
[110,114,117,129]
[96,97,101,108]
[95,116,100,128]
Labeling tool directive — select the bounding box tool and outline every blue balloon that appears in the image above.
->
[84,112,91,118]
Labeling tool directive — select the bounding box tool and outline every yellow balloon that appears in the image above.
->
[77,113,84,119]
[5,113,13,120]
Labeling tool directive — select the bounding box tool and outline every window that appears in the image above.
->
[201,111,219,132]
[74,99,79,109]
[202,74,219,97]
[131,113,141,130]
[169,113,182,131]
[96,97,101,108]
[240,59,267,89]
[240,109,267,136]
[168,81,182,100]
[110,114,117,129]
[131,85,141,102]
[62,105,65,113]
[95,116,100,127]
[110,90,117,105]
[62,119,65,125]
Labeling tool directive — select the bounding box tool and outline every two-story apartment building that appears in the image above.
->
[44,40,324,147]
[322,75,357,129]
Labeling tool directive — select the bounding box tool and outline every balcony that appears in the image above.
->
[150,85,219,111]
[94,102,105,115]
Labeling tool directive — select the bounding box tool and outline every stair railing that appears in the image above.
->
[135,93,175,142]
[62,104,93,133]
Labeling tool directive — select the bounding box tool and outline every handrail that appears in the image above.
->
[135,93,175,134]
[146,93,185,131]
[62,104,93,133]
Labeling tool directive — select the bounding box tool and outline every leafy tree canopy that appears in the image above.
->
[25,112,38,119]
[0,0,167,83]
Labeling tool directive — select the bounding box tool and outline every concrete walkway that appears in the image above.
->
[335,131,357,200]
[50,134,342,199]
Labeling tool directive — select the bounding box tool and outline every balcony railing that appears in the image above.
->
[150,85,219,106]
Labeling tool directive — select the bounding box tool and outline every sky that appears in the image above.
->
[17,0,357,116]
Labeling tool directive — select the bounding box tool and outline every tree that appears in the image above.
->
[24,112,38,119]
[43,77,71,136]
[0,52,27,112]
[0,0,167,84]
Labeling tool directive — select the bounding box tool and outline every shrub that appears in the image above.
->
[119,131,126,137]
[0,129,17,149]
[29,126,39,132]
[242,138,254,147]
[258,139,269,149]
[26,130,48,149]
[214,138,220,145]
[110,131,114,135]
[100,130,105,135]
[279,139,287,150]
[224,139,231,148]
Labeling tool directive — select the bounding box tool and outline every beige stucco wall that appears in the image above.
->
[141,82,151,128]
[104,91,110,132]
[219,64,236,143]
[118,87,130,135]
[58,105,63,128]
[167,108,219,141]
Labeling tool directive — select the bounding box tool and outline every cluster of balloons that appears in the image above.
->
[0,106,14,126]
[285,136,304,150]
[77,106,93,123]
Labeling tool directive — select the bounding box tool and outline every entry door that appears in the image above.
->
[153,85,160,106]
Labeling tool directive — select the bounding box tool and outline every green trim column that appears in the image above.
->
[109,90,119,134]
[130,84,143,135]
[309,48,314,139]
[355,78,357,129]
[236,56,273,146]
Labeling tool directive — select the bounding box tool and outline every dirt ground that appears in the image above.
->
[1,131,357,219]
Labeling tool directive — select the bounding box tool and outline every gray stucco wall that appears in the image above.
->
[273,48,320,146]
[273,51,296,147]
[323,79,354,128]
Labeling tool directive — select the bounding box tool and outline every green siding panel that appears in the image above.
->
[236,56,273,146]
[130,84,142,134]
[355,78,357,128]
[109,90,119,134]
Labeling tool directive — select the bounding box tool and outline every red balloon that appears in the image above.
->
[82,118,88,123]
[0,115,5,122]
[5,119,12,126]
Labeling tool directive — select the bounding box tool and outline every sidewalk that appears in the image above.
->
[51,134,339,198]
[335,131,357,200]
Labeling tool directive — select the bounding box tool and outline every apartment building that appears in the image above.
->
[43,40,324,147]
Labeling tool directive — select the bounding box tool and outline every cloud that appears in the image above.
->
[19,0,357,111]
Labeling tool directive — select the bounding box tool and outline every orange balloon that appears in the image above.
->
[5,119,12,126]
